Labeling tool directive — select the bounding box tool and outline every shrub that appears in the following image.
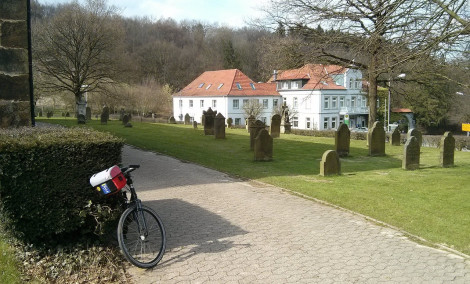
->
[0,127,124,245]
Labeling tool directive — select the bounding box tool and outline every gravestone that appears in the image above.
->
[203,107,217,135]
[250,120,266,151]
[227,117,233,128]
[214,113,226,139]
[184,113,191,125]
[440,131,455,168]
[77,114,86,124]
[246,115,255,133]
[403,136,420,170]
[193,121,198,129]
[368,121,386,156]
[390,128,401,146]
[407,129,422,147]
[122,114,129,125]
[270,114,281,138]
[335,123,350,157]
[168,116,176,124]
[86,107,92,120]
[254,129,273,161]
[100,106,109,124]
[119,108,125,121]
[320,150,341,176]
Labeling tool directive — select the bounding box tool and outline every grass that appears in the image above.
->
[0,230,21,284]
[39,118,470,256]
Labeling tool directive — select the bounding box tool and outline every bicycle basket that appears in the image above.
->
[90,165,127,196]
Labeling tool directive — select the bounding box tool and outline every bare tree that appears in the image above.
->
[261,0,468,127]
[33,0,124,115]
[242,99,264,119]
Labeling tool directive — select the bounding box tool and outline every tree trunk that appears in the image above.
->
[368,55,379,128]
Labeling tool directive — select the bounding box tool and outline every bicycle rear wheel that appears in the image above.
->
[117,205,166,268]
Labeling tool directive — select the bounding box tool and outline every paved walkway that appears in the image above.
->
[122,145,470,283]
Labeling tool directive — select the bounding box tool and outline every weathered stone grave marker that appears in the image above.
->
[270,114,281,138]
[193,121,198,129]
[250,120,266,151]
[168,116,176,124]
[320,150,341,176]
[390,127,401,146]
[246,115,255,133]
[335,123,350,157]
[440,131,455,167]
[122,114,130,125]
[203,107,217,135]
[369,121,385,156]
[100,106,109,124]
[214,113,226,139]
[407,129,422,148]
[254,129,273,161]
[184,113,191,125]
[403,136,420,170]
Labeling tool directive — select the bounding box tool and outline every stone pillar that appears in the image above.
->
[0,0,32,127]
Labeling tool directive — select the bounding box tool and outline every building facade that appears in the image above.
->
[173,64,369,130]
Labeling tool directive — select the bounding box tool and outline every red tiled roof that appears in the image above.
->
[392,108,413,113]
[175,69,279,97]
[268,64,347,90]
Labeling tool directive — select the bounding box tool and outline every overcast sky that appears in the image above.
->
[38,0,270,28]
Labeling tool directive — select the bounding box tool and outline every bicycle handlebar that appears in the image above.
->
[121,164,140,175]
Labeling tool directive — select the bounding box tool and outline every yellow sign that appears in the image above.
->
[463,124,470,132]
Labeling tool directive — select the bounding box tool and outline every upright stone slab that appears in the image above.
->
[403,136,420,170]
[390,128,401,146]
[203,107,217,135]
[250,120,266,151]
[122,114,129,125]
[246,115,255,133]
[214,113,226,139]
[368,121,386,156]
[320,150,341,176]
[270,114,281,138]
[254,129,273,161]
[335,123,350,157]
[168,116,176,124]
[184,113,191,125]
[440,131,455,167]
[86,107,92,120]
[193,121,198,129]
[100,106,109,124]
[407,129,422,147]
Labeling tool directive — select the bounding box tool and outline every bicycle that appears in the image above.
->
[90,164,166,268]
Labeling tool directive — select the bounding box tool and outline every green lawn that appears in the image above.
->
[0,232,21,284]
[39,118,470,256]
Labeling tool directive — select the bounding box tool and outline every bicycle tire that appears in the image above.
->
[117,205,166,268]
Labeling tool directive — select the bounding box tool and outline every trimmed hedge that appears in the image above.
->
[0,127,124,244]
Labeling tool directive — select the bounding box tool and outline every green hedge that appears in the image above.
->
[0,127,124,244]
[291,129,368,140]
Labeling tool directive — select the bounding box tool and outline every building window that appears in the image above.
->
[351,97,356,108]
[362,96,367,107]
[212,100,217,108]
[235,118,241,125]
[250,82,256,90]
[261,117,267,124]
[332,117,337,129]
[198,83,204,88]
[332,97,337,109]
[282,81,289,89]
[293,97,298,109]
[324,97,330,109]
[189,100,193,108]
[349,78,353,89]
[293,117,298,128]
[233,99,239,109]
[236,83,242,90]
[273,99,278,108]
[217,83,224,89]
[291,81,299,89]
[355,80,361,89]
[206,84,212,89]
[200,100,204,108]
[324,117,329,129]
[283,97,287,104]
[339,97,345,108]
[179,100,182,108]
[306,117,311,129]
[263,99,268,109]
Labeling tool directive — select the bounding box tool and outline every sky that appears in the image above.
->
[38,0,270,28]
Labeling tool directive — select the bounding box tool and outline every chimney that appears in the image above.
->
[273,70,278,81]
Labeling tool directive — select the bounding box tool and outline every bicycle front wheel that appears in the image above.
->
[117,205,166,268]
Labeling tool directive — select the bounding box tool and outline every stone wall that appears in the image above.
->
[0,0,31,128]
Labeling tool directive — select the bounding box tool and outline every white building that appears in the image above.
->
[173,64,369,130]
[172,69,281,126]
[269,64,368,130]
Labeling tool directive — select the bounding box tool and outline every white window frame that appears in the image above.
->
[323,97,330,109]
[200,100,204,108]
[235,118,241,125]
[339,97,345,108]
[332,117,337,129]
[323,117,329,129]
[263,99,268,109]
[332,97,337,109]
[273,99,278,108]
[293,116,299,128]
[293,97,298,109]
[179,99,183,108]
[306,117,311,129]
[212,99,217,108]
[189,100,193,108]
[233,99,239,109]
